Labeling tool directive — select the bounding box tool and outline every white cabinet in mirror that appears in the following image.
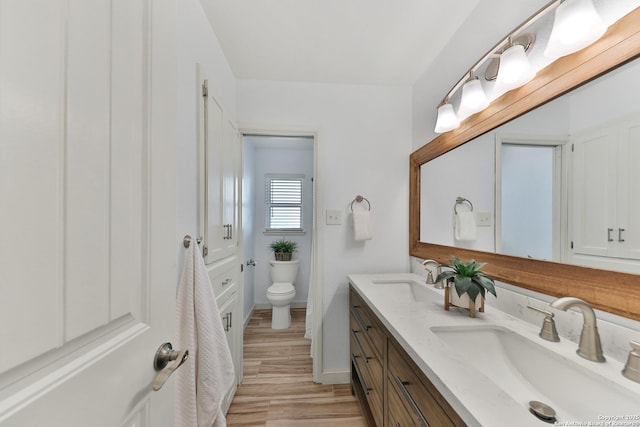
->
[420,56,640,275]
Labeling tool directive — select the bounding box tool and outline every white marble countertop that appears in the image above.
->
[348,273,640,427]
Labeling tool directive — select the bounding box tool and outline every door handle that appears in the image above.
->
[619,228,626,242]
[608,228,614,242]
[152,342,189,391]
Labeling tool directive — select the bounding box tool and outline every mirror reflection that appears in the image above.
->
[420,56,640,275]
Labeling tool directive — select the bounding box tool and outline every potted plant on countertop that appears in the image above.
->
[269,238,298,261]
[436,257,497,318]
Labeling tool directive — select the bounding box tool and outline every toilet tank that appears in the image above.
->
[269,259,300,284]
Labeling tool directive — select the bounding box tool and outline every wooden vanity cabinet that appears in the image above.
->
[349,285,466,427]
[350,288,385,427]
[387,339,465,427]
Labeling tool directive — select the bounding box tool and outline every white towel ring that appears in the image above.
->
[350,195,371,212]
[454,197,473,215]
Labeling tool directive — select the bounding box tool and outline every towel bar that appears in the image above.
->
[454,197,473,215]
[350,195,371,211]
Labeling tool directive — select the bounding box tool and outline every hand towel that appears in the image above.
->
[175,241,235,427]
[353,210,372,241]
[454,211,477,241]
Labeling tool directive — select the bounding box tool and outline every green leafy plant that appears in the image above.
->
[435,257,497,301]
[269,238,297,254]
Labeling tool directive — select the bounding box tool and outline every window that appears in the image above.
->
[265,175,304,231]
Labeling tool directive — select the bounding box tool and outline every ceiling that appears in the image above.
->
[199,0,482,86]
[198,1,637,89]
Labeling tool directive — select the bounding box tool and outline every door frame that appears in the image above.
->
[238,124,323,383]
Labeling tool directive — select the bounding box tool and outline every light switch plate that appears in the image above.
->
[326,209,342,225]
[477,212,491,226]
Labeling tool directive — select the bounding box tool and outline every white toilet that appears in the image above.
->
[267,259,299,329]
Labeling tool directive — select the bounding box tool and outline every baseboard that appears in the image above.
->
[253,301,308,310]
[253,303,270,310]
[243,306,255,329]
[320,370,350,385]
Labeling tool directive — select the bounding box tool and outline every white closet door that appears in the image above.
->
[571,125,617,257]
[617,116,640,259]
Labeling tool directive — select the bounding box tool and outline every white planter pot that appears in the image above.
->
[450,288,475,308]
[445,282,485,317]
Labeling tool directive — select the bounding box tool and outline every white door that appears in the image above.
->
[0,1,178,426]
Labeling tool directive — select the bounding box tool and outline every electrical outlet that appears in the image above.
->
[326,209,342,225]
[477,212,491,226]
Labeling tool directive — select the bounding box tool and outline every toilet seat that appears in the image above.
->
[267,282,295,296]
[266,282,295,329]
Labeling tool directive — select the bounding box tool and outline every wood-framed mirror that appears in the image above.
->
[410,7,640,321]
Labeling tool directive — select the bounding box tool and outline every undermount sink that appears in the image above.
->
[371,279,437,303]
[430,325,640,422]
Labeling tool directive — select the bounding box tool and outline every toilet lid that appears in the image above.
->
[267,282,295,295]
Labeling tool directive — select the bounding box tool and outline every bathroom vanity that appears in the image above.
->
[350,284,464,427]
[349,273,640,427]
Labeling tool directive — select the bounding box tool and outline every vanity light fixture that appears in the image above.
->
[459,73,489,116]
[544,0,607,59]
[434,99,460,133]
[432,0,611,134]
[496,38,536,89]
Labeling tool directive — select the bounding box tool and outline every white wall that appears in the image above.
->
[249,140,314,309]
[237,80,412,376]
[568,58,640,132]
[176,0,236,260]
[420,137,495,252]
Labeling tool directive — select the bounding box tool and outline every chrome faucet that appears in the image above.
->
[550,297,605,362]
[421,259,444,289]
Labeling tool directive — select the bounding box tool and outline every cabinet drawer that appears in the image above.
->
[208,258,237,298]
[388,373,425,427]
[350,332,383,426]
[388,340,465,427]
[350,289,385,359]
[350,315,384,386]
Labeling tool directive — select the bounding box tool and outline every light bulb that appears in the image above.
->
[460,77,489,115]
[496,44,535,89]
[544,0,607,59]
[434,102,460,134]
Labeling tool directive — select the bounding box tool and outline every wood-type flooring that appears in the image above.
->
[226,308,366,426]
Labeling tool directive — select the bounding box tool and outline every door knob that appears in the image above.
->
[152,342,188,391]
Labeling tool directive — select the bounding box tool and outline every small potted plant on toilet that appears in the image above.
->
[436,257,497,318]
[269,238,297,261]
